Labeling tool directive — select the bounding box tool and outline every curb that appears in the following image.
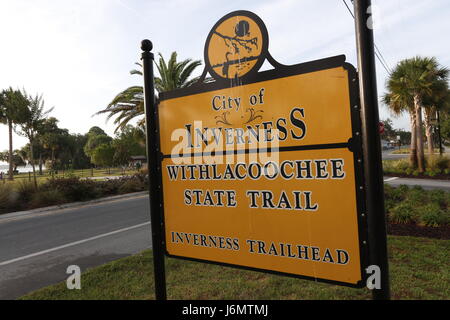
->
[0,191,149,222]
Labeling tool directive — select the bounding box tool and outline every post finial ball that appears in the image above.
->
[141,39,153,52]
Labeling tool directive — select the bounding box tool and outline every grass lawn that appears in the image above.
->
[20,235,449,300]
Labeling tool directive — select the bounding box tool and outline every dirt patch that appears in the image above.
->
[387,223,450,240]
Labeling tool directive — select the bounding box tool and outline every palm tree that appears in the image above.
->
[96,52,202,132]
[383,57,448,173]
[0,88,29,180]
[383,81,417,168]
[422,78,449,157]
[16,92,53,187]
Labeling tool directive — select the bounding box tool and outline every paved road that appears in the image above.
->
[384,176,450,191]
[0,194,151,300]
[382,148,450,160]
[382,149,409,160]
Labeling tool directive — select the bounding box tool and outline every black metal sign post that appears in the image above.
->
[353,0,390,300]
[141,39,167,300]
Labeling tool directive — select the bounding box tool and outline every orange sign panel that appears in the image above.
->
[159,66,366,287]
[159,67,353,155]
[157,10,366,287]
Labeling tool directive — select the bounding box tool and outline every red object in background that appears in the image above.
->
[379,122,385,134]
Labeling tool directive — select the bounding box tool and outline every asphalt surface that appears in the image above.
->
[381,147,449,160]
[384,176,450,191]
[0,194,151,300]
[382,149,409,160]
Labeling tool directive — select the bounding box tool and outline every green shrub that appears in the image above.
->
[42,177,98,202]
[384,198,397,212]
[427,190,448,209]
[389,202,418,224]
[118,178,145,194]
[385,184,407,202]
[425,168,437,177]
[29,189,67,209]
[0,184,18,212]
[406,187,427,205]
[382,160,394,174]
[398,184,410,194]
[419,203,449,227]
[64,171,77,179]
[428,156,450,172]
[393,159,410,173]
[16,180,38,203]
[384,184,404,211]
[382,159,411,175]
[95,179,122,197]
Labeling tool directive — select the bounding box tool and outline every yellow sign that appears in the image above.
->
[159,67,353,155]
[157,11,366,287]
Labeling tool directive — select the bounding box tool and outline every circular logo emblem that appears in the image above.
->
[204,11,268,81]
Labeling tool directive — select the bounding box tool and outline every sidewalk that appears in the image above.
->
[82,175,124,180]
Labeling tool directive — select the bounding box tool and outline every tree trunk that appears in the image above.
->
[8,120,14,180]
[29,139,37,188]
[51,148,55,170]
[39,153,43,175]
[414,95,425,173]
[409,112,418,169]
[423,109,434,157]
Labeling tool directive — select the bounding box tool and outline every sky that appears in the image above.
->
[1,0,449,156]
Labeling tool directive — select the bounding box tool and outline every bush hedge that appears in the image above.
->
[383,156,450,177]
[0,173,148,214]
[384,184,449,227]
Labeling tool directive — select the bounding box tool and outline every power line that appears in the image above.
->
[342,0,355,18]
[342,0,392,74]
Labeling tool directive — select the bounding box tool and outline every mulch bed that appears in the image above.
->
[387,223,450,240]
[384,173,450,180]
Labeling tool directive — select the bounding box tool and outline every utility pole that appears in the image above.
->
[354,0,391,300]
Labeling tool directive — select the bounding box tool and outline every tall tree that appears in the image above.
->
[16,92,53,187]
[95,52,201,132]
[0,88,29,180]
[380,118,396,142]
[383,84,417,167]
[383,57,448,173]
[441,108,450,145]
[112,125,146,166]
[422,81,449,156]
[38,117,68,170]
[84,131,112,160]
[91,143,115,171]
